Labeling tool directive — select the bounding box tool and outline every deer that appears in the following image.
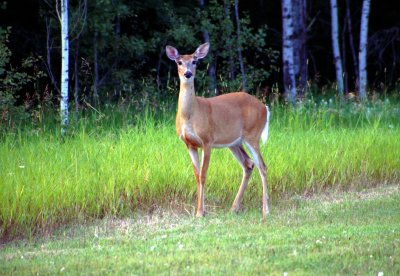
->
[166,42,271,218]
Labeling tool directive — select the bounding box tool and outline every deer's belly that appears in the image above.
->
[179,124,242,149]
[212,137,242,148]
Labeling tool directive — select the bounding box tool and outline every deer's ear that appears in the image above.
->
[194,42,209,59]
[166,46,180,61]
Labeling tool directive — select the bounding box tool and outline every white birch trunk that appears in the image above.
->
[330,0,344,95]
[60,0,69,137]
[359,0,371,100]
[282,0,297,103]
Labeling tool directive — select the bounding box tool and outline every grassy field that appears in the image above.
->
[1,185,399,274]
[0,98,400,241]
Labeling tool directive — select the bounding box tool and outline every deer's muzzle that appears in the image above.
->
[184,71,193,79]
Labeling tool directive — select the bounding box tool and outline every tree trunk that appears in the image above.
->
[198,0,217,96]
[204,31,217,96]
[93,28,99,107]
[330,0,344,95]
[281,0,297,104]
[74,36,80,119]
[341,16,348,93]
[300,0,308,95]
[45,18,60,94]
[345,0,358,90]
[60,0,69,138]
[292,0,307,96]
[224,0,235,82]
[234,0,247,92]
[359,0,371,100]
[156,46,163,92]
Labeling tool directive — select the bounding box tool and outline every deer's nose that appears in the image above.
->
[184,71,193,79]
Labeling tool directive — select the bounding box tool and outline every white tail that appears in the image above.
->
[166,42,270,218]
[261,106,270,144]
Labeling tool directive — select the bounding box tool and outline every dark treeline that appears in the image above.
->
[1,0,400,124]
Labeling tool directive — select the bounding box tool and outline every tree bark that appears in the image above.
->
[224,0,235,82]
[330,0,344,95]
[156,46,163,92]
[341,15,348,93]
[93,28,99,107]
[345,0,358,90]
[292,0,307,96]
[234,0,247,92]
[45,18,60,94]
[198,0,217,96]
[281,0,297,104]
[60,0,69,138]
[74,36,80,119]
[359,0,371,100]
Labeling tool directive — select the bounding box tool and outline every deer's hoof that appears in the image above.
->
[230,206,240,214]
[196,211,205,218]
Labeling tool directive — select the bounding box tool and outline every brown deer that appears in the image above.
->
[166,42,271,218]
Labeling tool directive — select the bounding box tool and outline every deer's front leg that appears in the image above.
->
[197,145,211,217]
[186,146,201,215]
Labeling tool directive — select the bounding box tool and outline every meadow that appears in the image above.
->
[1,185,399,274]
[0,97,399,242]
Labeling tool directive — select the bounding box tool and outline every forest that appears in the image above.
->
[1,0,400,124]
[0,0,400,274]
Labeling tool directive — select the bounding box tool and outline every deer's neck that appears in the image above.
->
[178,81,197,120]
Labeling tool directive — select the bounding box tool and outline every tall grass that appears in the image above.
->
[1,98,399,240]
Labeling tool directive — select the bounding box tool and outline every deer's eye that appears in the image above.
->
[192,60,197,65]
[177,61,182,65]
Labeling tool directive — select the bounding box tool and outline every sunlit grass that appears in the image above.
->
[0,99,399,240]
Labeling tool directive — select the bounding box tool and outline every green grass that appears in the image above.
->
[1,185,399,274]
[0,99,400,240]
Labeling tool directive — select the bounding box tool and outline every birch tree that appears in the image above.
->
[282,0,297,103]
[60,0,69,138]
[42,0,86,121]
[330,0,344,95]
[359,0,371,100]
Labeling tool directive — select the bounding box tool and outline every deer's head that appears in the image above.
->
[166,43,209,83]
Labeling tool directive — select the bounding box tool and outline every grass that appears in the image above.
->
[0,185,399,274]
[0,98,400,240]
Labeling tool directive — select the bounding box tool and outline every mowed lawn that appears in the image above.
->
[1,185,399,275]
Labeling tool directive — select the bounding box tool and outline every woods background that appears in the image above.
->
[1,0,400,125]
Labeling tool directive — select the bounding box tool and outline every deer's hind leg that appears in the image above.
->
[229,144,254,213]
[244,140,269,218]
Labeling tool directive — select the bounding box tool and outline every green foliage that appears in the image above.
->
[0,27,46,130]
[197,0,279,93]
[36,0,279,109]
